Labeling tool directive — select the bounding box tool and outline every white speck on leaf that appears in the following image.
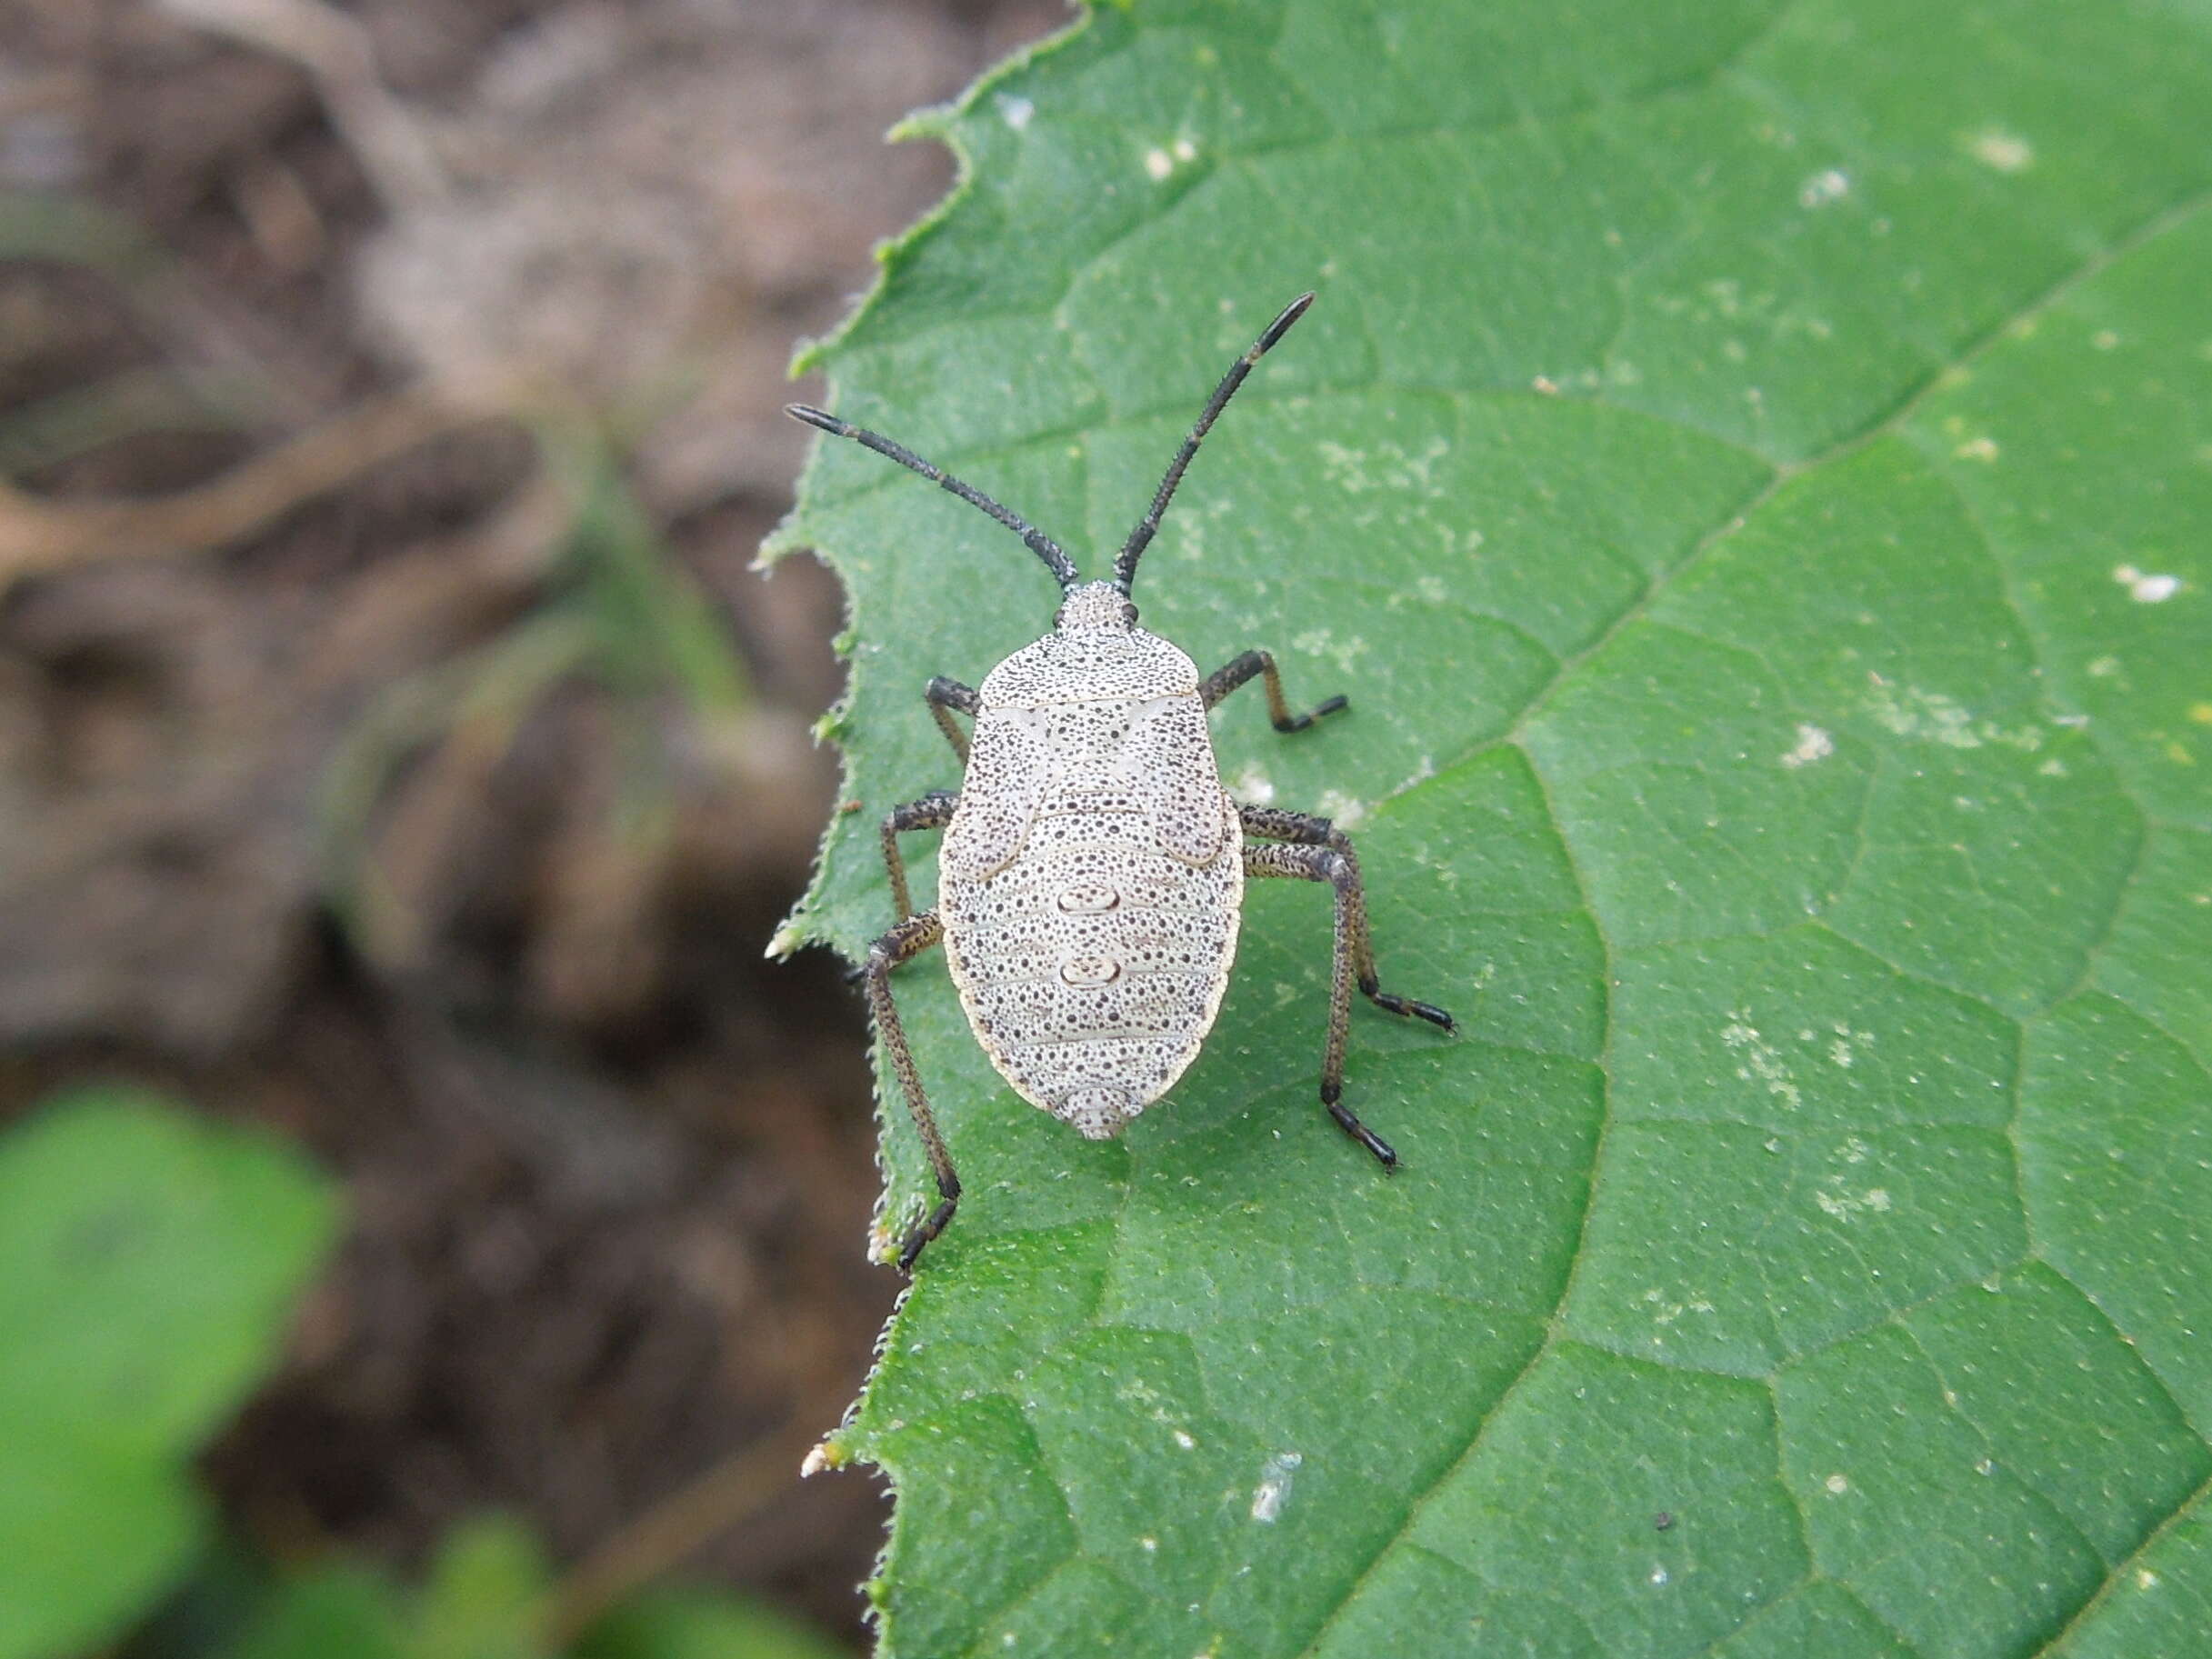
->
[1291,627,1370,676]
[1316,789,1366,828]
[1316,435,1449,497]
[2114,565,2182,603]
[1967,128,2034,173]
[1173,136,1196,163]
[1230,763,1276,806]
[2138,1569,2162,1590]
[1797,167,1850,207]
[1649,1565,1671,1586]
[1251,1452,1303,1522]
[1954,435,2000,462]
[996,95,1034,131]
[1723,1012,1802,1109]
[1826,1473,1850,1494]
[1866,675,2043,750]
[1641,1286,1717,1328]
[1817,1184,1892,1221]
[1144,147,1173,181]
[1780,723,1834,768]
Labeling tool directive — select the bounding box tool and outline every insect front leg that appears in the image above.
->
[1201,650,1347,732]
[880,790,958,922]
[925,675,980,763]
[861,910,960,1271]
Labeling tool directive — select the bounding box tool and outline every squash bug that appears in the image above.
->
[788,294,1456,1270]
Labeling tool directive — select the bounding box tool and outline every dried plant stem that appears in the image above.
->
[540,1415,826,1647]
[157,0,449,211]
[0,388,491,586]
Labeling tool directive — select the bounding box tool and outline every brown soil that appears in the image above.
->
[0,0,1064,1645]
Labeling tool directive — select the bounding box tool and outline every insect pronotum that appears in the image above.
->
[788,294,1456,1270]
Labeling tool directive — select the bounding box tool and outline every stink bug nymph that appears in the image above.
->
[788,294,1456,1270]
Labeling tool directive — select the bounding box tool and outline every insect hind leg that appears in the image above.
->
[861,910,960,1271]
[1243,818,1456,1168]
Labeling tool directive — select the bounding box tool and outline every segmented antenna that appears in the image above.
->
[1112,292,1315,595]
[786,404,1081,591]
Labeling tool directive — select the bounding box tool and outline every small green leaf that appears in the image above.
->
[415,1516,556,1659]
[225,1567,410,1659]
[0,1087,340,1659]
[775,2,2212,1654]
[576,1586,848,1659]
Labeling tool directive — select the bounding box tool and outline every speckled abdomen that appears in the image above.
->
[939,775,1244,1138]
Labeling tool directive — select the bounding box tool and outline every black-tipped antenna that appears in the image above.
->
[786,404,1081,590]
[1111,292,1314,595]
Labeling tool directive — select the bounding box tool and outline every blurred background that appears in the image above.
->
[0,0,1063,1651]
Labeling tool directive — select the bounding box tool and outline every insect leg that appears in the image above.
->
[1200,650,1347,732]
[1240,805,1457,1029]
[880,791,958,921]
[1243,842,1400,1165]
[925,675,980,764]
[861,909,960,1271]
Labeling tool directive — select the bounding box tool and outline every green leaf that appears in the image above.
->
[224,1518,549,1659]
[0,1086,340,1659]
[414,1516,556,1659]
[225,1567,411,1659]
[576,1586,850,1659]
[770,2,2212,1654]
[214,1520,553,1659]
[222,1528,846,1659]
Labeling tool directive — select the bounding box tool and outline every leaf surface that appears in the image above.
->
[769,2,2212,1653]
[0,1087,339,1659]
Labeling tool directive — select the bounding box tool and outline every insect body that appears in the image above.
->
[788,294,1455,1270]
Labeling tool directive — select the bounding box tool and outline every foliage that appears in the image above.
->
[225,1519,845,1659]
[769,0,2212,1653]
[0,1086,339,1659]
[0,1090,836,1659]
